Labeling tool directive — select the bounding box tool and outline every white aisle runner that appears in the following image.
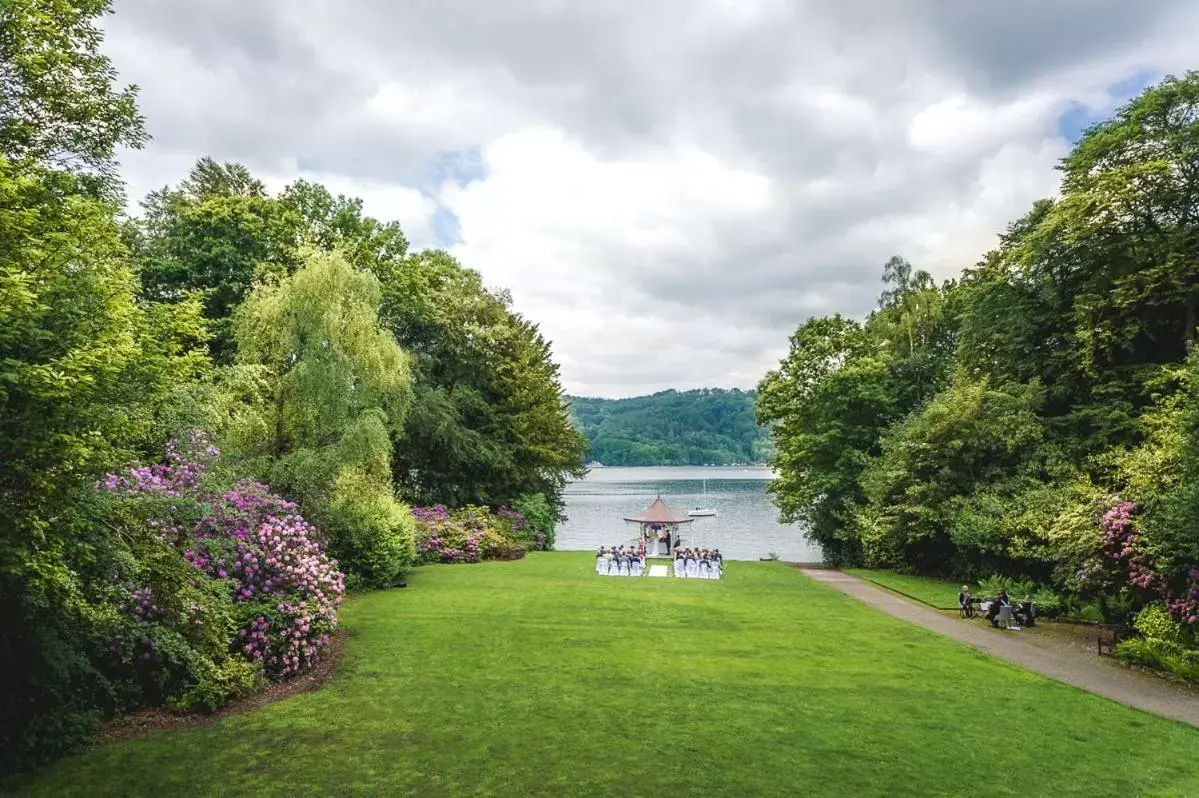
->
[647,564,669,578]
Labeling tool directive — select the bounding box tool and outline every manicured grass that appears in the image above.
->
[845,568,971,610]
[11,553,1199,797]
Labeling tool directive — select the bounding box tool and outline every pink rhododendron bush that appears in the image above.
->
[97,432,345,711]
[1074,500,1199,682]
[411,504,529,564]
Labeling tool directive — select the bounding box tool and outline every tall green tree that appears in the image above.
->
[0,0,146,193]
[134,159,301,360]
[757,315,898,564]
[222,249,415,587]
[381,249,586,511]
[0,0,212,770]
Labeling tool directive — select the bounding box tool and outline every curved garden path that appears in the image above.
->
[797,567,1199,729]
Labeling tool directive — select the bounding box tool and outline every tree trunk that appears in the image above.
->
[1186,291,1197,349]
[273,390,287,457]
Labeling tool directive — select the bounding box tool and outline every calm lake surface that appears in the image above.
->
[556,466,823,562]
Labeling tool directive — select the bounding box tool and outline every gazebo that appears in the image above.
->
[624,495,694,557]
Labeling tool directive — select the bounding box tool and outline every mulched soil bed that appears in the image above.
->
[95,627,349,743]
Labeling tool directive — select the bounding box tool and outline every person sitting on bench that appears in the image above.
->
[958,585,974,618]
[986,588,1011,627]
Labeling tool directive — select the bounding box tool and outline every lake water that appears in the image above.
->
[556,466,823,562]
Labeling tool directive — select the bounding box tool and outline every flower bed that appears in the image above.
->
[411,504,528,564]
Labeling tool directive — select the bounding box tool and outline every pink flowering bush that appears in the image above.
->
[1167,570,1199,626]
[411,504,525,564]
[100,432,345,695]
[1076,501,1164,604]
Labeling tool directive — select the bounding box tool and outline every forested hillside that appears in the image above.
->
[568,389,771,465]
[759,73,1199,682]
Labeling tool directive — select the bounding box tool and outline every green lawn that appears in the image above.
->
[845,568,971,610]
[10,553,1199,797]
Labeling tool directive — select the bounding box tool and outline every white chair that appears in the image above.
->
[996,605,1013,629]
[619,559,632,576]
[711,564,722,580]
[674,559,686,577]
[630,559,643,576]
[685,560,699,578]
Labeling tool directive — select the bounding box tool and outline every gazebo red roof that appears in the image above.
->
[623,496,694,525]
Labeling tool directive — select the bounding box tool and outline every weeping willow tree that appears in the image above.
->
[221,248,415,587]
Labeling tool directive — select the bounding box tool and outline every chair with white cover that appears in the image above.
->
[617,558,631,576]
[996,604,1013,629]
[595,557,609,576]
[685,560,699,578]
[630,558,643,576]
[674,559,686,577]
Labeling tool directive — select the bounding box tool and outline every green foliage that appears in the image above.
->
[326,468,415,589]
[224,249,415,587]
[512,492,557,550]
[568,388,769,466]
[383,249,586,511]
[1134,603,1191,646]
[134,160,302,360]
[0,5,205,765]
[977,575,1039,601]
[758,315,900,565]
[0,0,147,192]
[762,72,1199,609]
[0,160,208,518]
[1116,637,1199,683]
[857,378,1045,573]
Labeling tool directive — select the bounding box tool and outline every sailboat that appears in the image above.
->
[688,478,717,517]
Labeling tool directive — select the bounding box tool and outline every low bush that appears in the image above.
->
[977,575,1039,601]
[509,493,557,550]
[325,468,416,589]
[1116,637,1199,683]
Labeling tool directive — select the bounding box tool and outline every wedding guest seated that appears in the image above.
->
[986,588,1011,627]
[958,585,974,618]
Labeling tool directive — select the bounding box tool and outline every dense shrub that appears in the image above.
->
[1,433,346,773]
[510,492,557,550]
[1116,637,1199,683]
[1115,602,1199,683]
[411,505,526,564]
[102,433,345,681]
[325,467,416,588]
[1166,570,1199,626]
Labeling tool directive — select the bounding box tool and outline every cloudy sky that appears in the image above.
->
[104,1,1199,397]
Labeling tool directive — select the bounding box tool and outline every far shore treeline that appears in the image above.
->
[759,72,1199,682]
[0,2,584,773]
[567,389,772,466]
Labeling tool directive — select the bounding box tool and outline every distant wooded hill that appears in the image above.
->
[566,388,773,466]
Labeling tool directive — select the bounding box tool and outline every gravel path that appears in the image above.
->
[797,567,1199,729]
